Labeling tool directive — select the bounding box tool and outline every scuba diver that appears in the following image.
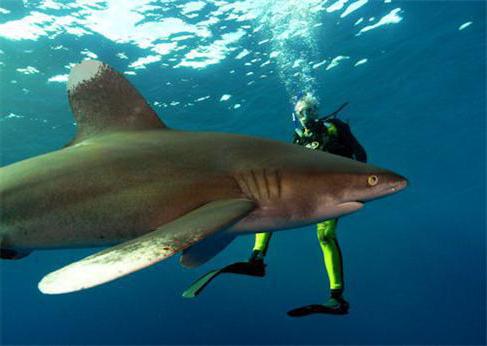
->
[182,93,367,317]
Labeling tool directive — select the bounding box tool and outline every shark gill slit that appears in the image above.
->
[262,169,271,199]
[235,170,282,202]
[249,170,261,200]
[272,169,283,200]
[235,172,250,200]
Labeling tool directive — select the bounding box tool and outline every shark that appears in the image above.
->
[0,60,407,295]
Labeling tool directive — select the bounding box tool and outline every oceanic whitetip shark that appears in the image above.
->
[0,60,407,295]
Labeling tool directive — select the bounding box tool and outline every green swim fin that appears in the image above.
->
[182,269,223,298]
[182,261,266,298]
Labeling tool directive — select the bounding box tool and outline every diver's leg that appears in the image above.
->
[316,219,349,313]
[317,219,343,292]
[287,221,349,316]
[250,232,273,262]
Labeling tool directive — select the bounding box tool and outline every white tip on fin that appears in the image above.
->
[67,60,105,93]
[65,60,167,146]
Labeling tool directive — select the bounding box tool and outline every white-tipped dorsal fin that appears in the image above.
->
[66,60,166,146]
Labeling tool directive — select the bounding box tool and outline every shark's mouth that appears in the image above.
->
[336,201,364,213]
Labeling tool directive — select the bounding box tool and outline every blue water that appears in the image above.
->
[0,1,485,345]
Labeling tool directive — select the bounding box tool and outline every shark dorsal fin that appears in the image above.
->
[66,60,166,146]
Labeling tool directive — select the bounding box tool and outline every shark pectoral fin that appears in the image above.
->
[180,233,237,269]
[65,60,167,146]
[38,199,255,295]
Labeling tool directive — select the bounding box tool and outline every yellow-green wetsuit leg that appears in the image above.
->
[253,232,272,255]
[317,219,344,290]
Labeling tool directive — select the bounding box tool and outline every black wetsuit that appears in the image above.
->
[293,118,367,163]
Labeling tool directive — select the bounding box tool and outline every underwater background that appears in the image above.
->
[0,0,485,345]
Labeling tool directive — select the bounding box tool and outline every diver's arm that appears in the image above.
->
[330,119,367,163]
[351,137,367,163]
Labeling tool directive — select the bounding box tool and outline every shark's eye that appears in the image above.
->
[368,175,379,186]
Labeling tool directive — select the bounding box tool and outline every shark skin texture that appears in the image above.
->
[0,60,407,294]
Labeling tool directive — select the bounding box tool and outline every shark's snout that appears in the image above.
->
[370,173,408,203]
[388,174,408,194]
[343,171,408,206]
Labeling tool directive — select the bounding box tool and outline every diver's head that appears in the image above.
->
[295,93,319,128]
